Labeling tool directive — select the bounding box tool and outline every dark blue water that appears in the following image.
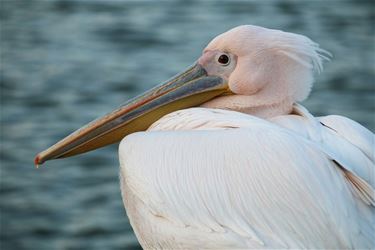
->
[1,1,374,249]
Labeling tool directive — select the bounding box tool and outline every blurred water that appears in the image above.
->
[0,0,374,249]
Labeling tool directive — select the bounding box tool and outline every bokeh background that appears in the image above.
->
[1,0,374,249]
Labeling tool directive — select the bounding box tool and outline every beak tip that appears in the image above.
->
[34,154,42,167]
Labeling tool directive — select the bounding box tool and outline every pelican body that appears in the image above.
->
[35,25,374,249]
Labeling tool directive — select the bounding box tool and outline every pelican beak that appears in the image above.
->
[35,63,228,165]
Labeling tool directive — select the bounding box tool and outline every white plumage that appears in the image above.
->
[119,105,374,249]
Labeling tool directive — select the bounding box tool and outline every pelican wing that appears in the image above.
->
[119,108,374,249]
[271,104,375,206]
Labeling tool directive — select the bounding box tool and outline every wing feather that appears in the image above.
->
[272,105,375,207]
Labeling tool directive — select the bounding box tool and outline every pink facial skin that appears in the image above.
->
[198,50,237,84]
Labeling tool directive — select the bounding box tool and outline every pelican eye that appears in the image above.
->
[217,54,230,65]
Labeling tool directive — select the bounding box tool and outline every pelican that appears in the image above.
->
[35,25,374,249]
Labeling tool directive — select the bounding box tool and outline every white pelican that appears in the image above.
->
[35,25,374,249]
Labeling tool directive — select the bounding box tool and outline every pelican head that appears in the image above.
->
[35,25,328,165]
[199,25,328,117]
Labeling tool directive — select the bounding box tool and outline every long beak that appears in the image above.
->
[35,63,229,165]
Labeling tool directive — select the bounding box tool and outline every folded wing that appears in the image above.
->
[119,108,374,249]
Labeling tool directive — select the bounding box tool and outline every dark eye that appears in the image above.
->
[217,54,230,65]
